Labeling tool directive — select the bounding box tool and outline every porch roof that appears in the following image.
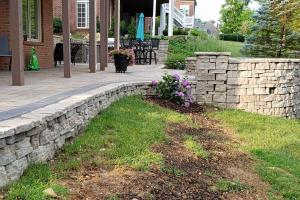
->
[122,0,169,16]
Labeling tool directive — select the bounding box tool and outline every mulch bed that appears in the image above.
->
[61,99,269,200]
[146,96,204,114]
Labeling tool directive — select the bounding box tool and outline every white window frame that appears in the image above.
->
[180,5,190,16]
[23,0,42,42]
[77,0,90,29]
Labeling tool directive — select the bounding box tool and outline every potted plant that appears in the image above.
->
[110,49,135,73]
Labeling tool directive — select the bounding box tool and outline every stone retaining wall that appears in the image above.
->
[0,81,196,187]
[158,40,169,64]
[187,52,300,118]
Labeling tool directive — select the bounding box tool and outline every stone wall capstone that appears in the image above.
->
[187,52,300,118]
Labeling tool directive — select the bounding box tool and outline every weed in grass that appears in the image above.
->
[6,164,68,200]
[184,135,209,159]
[211,109,300,199]
[50,184,69,199]
[204,171,214,178]
[216,179,250,192]
[107,194,120,200]
[162,166,185,177]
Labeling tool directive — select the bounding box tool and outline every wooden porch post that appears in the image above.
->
[100,0,108,71]
[89,0,97,73]
[62,0,71,78]
[114,0,120,50]
[168,0,174,36]
[9,0,24,86]
[152,0,157,37]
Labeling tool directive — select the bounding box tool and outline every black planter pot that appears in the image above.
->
[113,54,129,73]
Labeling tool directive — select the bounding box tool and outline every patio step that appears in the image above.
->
[158,40,169,64]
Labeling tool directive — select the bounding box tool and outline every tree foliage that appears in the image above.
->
[242,0,300,58]
[220,0,254,35]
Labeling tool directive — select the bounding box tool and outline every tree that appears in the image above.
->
[242,0,300,58]
[220,0,253,35]
[274,0,300,32]
[127,17,136,38]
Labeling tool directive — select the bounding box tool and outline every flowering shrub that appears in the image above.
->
[110,49,135,66]
[152,73,194,107]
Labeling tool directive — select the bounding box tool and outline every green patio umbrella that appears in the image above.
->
[136,13,145,41]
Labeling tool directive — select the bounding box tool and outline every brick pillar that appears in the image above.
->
[194,52,230,107]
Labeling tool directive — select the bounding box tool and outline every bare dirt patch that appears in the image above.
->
[61,99,269,200]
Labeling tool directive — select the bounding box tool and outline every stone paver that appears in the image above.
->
[0,64,184,121]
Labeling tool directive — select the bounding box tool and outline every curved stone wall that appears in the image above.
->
[0,82,153,187]
[0,81,196,187]
[187,52,300,118]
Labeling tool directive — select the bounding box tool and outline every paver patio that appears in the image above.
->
[0,64,185,121]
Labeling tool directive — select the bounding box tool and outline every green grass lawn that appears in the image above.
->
[218,40,244,57]
[166,36,244,69]
[211,110,300,199]
[4,96,300,199]
[3,96,193,200]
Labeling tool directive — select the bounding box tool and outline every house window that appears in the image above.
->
[77,0,89,28]
[180,5,190,16]
[22,0,42,41]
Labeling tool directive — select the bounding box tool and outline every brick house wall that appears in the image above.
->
[53,0,110,33]
[53,0,63,18]
[0,0,54,70]
[175,0,195,17]
[0,0,10,70]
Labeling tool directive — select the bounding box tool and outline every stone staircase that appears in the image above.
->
[157,40,169,64]
[160,3,195,31]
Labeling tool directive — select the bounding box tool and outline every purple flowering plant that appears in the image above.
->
[152,73,194,107]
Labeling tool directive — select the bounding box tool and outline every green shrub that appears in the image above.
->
[53,18,62,34]
[152,73,194,106]
[173,28,189,35]
[165,53,187,70]
[189,29,208,40]
[219,34,245,42]
[127,17,136,38]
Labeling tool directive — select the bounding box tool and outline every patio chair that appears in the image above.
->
[71,43,81,66]
[144,40,158,65]
[54,42,81,66]
[0,35,12,71]
[54,43,63,67]
[120,38,133,49]
[133,40,147,65]
[151,38,160,50]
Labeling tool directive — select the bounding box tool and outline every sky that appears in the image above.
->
[195,0,259,23]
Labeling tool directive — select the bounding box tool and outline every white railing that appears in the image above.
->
[185,16,195,28]
[162,3,194,29]
[173,6,185,27]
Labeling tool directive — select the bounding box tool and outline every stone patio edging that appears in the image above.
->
[0,81,196,187]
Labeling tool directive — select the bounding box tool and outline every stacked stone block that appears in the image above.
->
[189,52,230,108]
[158,40,169,64]
[186,52,300,118]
